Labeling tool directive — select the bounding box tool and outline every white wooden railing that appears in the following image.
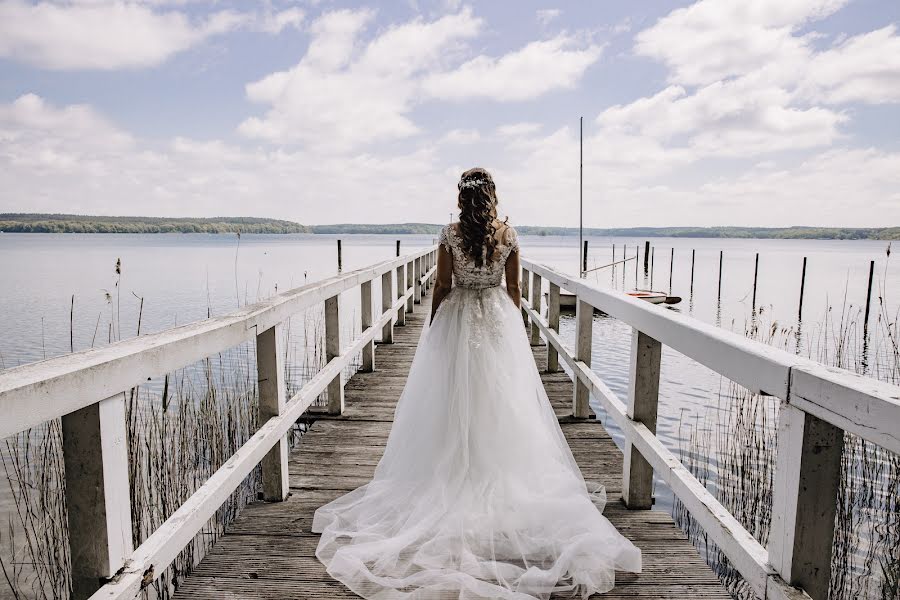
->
[0,246,439,600]
[520,258,900,600]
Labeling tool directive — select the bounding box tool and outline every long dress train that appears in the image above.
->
[312,225,641,599]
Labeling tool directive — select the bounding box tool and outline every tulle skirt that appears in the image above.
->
[312,285,641,599]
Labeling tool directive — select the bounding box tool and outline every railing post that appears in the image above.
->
[573,298,593,418]
[62,394,133,600]
[360,280,374,371]
[623,329,662,509]
[396,263,406,326]
[768,403,843,600]
[530,272,542,345]
[547,283,561,372]
[414,257,422,304]
[325,294,343,414]
[406,259,414,313]
[381,270,394,343]
[521,267,531,327]
[257,323,288,501]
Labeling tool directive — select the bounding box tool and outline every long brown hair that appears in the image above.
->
[457,167,505,267]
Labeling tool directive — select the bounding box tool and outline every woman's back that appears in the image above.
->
[439,221,518,289]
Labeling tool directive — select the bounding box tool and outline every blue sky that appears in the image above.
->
[1,0,898,227]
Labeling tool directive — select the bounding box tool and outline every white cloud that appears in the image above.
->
[441,128,481,144]
[255,7,306,35]
[536,9,560,26]
[634,0,848,86]
[0,0,246,70]
[598,81,846,157]
[496,122,542,137]
[422,35,603,101]
[239,8,483,149]
[798,26,900,104]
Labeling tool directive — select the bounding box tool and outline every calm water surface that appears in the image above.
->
[0,232,897,514]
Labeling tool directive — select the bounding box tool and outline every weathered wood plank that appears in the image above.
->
[174,288,730,600]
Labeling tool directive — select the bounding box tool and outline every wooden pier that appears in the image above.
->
[1,244,898,600]
[173,288,729,599]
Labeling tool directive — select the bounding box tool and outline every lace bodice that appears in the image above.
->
[439,224,519,289]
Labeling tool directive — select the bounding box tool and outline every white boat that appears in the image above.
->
[549,290,681,310]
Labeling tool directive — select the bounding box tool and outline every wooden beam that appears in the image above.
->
[547,283,560,372]
[396,264,406,326]
[62,394,133,600]
[360,280,374,371]
[530,272,542,346]
[325,295,343,414]
[381,270,394,343]
[623,329,662,509]
[256,324,288,502]
[573,298,593,418]
[769,403,843,600]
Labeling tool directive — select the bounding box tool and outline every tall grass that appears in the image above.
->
[0,259,363,599]
[673,249,900,600]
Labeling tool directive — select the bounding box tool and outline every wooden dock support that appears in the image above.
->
[406,258,414,313]
[547,283,560,372]
[623,330,662,509]
[360,281,374,371]
[414,257,422,304]
[530,272,542,345]
[769,405,843,600]
[381,271,394,343]
[62,394,134,600]
[396,263,406,326]
[257,324,288,502]
[573,298,593,418]
[325,294,343,414]
[337,239,342,272]
[521,267,531,327]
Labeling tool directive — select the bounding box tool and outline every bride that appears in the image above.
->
[312,168,641,599]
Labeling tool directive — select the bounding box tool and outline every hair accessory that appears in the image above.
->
[458,178,489,190]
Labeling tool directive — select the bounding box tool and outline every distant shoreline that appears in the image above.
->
[1,214,897,240]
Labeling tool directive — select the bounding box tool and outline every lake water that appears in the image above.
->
[0,232,897,597]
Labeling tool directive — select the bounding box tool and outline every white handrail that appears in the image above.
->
[519,256,900,600]
[0,246,436,440]
[0,245,439,600]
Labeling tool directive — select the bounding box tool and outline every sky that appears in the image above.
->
[0,0,899,228]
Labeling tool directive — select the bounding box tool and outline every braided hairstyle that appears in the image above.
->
[457,167,506,267]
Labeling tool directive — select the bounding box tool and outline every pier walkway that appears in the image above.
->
[2,245,898,600]
[173,288,729,599]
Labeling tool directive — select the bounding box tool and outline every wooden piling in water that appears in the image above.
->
[798,257,807,321]
[690,249,695,296]
[643,241,650,273]
[396,240,400,257]
[668,248,674,294]
[583,240,589,276]
[864,260,875,335]
[635,246,639,288]
[752,253,759,309]
[717,251,723,301]
[337,239,343,272]
[650,247,655,289]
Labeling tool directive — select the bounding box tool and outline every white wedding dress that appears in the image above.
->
[312,224,641,599]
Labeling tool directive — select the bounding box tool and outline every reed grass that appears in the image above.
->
[0,260,364,599]
[673,249,900,600]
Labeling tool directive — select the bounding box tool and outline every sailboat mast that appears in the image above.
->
[579,116,583,277]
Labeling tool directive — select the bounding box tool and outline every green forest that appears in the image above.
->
[0,214,310,234]
[1,214,897,240]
